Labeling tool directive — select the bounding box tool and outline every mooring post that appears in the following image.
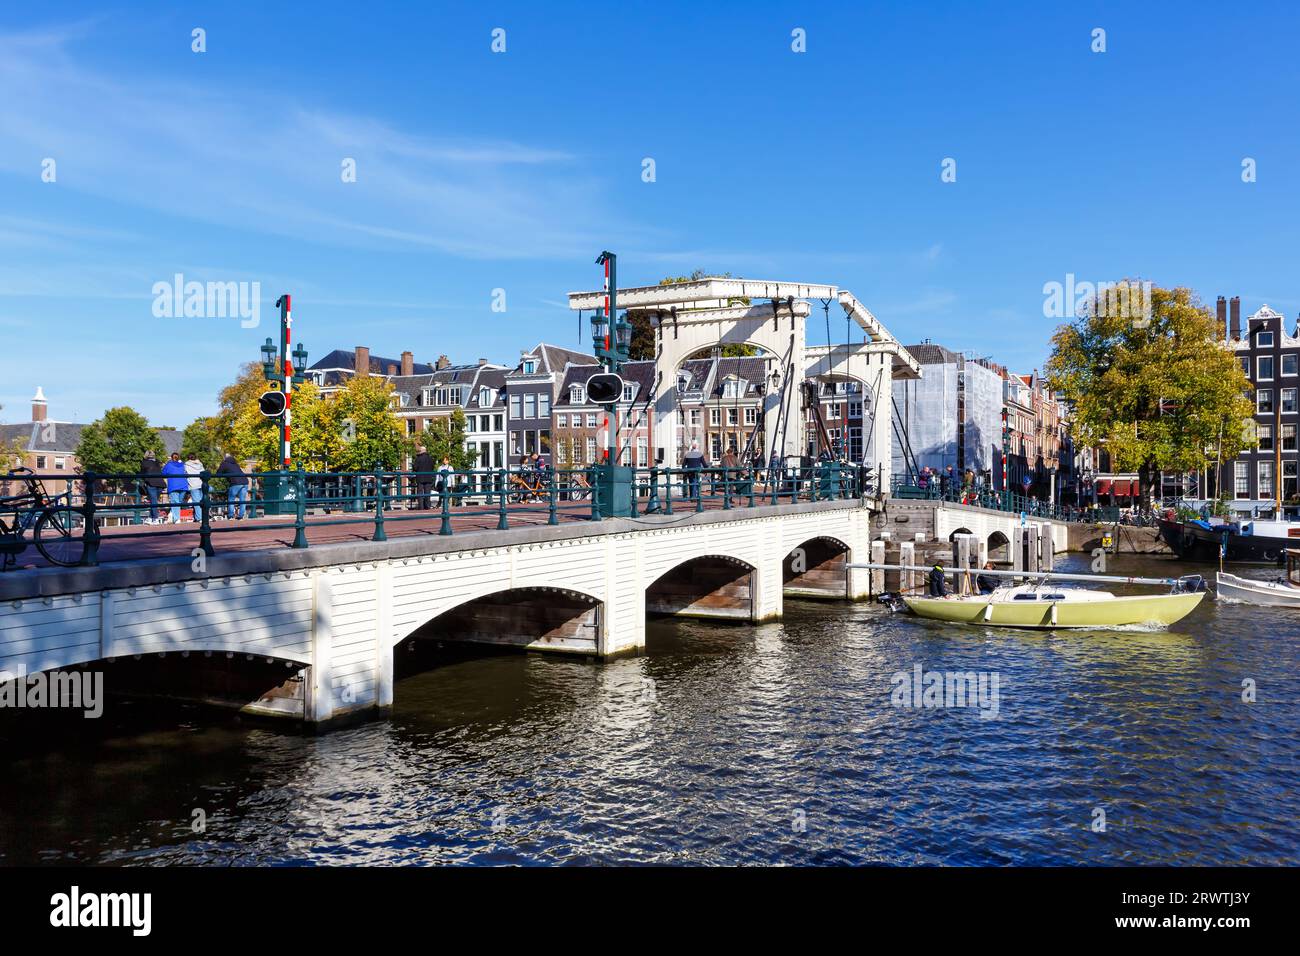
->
[899,540,916,594]
[870,539,886,596]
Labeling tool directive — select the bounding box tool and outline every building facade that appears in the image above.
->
[506,343,597,467]
[1217,299,1300,518]
[552,361,654,469]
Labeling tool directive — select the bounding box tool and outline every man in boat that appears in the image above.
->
[976,562,999,595]
[927,563,948,597]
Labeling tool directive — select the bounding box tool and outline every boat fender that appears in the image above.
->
[983,602,994,622]
[1050,602,1058,626]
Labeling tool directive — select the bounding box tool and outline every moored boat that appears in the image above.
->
[1215,572,1300,607]
[904,583,1205,629]
[1158,515,1298,565]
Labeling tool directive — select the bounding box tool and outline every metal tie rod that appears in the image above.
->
[846,562,1190,588]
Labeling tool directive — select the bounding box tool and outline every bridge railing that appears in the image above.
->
[888,476,1105,524]
[1,461,870,568]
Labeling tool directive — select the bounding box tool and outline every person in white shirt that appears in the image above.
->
[184,454,205,523]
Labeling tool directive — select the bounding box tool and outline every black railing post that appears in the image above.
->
[646,466,660,515]
[722,467,731,510]
[664,467,674,515]
[439,470,453,536]
[497,469,509,530]
[372,468,387,542]
[81,472,100,566]
[748,466,757,507]
[591,465,603,521]
[548,467,559,525]
[199,469,215,556]
[694,468,703,513]
[292,467,308,549]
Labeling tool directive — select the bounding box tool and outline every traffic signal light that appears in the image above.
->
[258,390,287,417]
[586,372,624,405]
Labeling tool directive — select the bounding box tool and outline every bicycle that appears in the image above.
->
[0,468,86,570]
[506,471,546,504]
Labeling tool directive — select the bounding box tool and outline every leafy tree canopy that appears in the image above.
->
[627,271,756,360]
[1045,283,1255,499]
[417,407,478,470]
[75,406,167,476]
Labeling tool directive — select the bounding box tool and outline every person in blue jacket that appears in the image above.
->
[161,452,188,524]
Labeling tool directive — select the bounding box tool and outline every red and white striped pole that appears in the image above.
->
[279,294,293,469]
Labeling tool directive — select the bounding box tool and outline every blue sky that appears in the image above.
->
[2,1,1299,427]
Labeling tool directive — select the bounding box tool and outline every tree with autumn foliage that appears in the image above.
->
[1045,284,1255,503]
[626,270,757,360]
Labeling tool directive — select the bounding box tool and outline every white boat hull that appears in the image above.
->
[1215,572,1300,607]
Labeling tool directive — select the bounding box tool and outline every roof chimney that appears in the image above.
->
[1230,297,1241,340]
[478,357,488,367]
[355,346,370,378]
[387,363,397,376]
[31,386,47,423]
[1216,296,1227,339]
[401,351,413,376]
[436,354,450,370]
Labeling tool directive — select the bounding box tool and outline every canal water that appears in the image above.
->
[1,554,1297,865]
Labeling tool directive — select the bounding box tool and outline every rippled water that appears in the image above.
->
[2,554,1297,865]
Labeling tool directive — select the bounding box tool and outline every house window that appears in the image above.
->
[406,420,415,436]
[421,388,434,406]
[465,416,476,433]
[494,415,503,431]
[709,408,721,426]
[480,415,491,431]
[1283,424,1297,451]
[523,393,536,419]
[524,431,537,455]
[722,378,744,399]
[1259,461,1275,499]
[622,383,636,402]
[1258,424,1273,451]
[1284,388,1298,413]
[637,437,648,467]
[1234,462,1249,498]
[689,409,701,425]
[1285,461,1298,499]
[570,384,585,405]
[54,457,66,470]
[1258,331,1274,347]
[1258,356,1274,381]
[828,403,842,419]
[510,431,522,455]
[586,437,597,462]
[509,394,521,419]
[479,387,493,405]
[1240,357,1250,376]
[35,455,46,468]
[539,430,551,454]
[538,392,550,418]
[727,408,739,426]
[710,436,722,460]
[849,401,863,418]
[1285,354,1299,377]
[523,360,536,374]
[744,407,757,426]
[557,414,567,428]
[586,412,598,428]
[1258,389,1274,414]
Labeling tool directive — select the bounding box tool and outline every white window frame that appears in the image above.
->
[1258,331,1275,347]
[570,384,585,405]
[1283,388,1298,414]
[1258,356,1275,381]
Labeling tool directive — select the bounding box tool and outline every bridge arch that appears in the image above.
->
[948,526,974,542]
[988,530,1010,562]
[645,553,757,621]
[783,535,852,599]
[398,585,603,656]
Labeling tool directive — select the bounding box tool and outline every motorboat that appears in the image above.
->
[1215,548,1300,607]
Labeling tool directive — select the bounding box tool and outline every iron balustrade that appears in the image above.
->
[0,463,871,569]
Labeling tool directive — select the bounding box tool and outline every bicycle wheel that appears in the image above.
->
[34,506,86,566]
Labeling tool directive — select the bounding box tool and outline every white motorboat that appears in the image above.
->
[1215,571,1300,607]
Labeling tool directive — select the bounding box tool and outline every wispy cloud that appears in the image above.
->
[0,23,616,261]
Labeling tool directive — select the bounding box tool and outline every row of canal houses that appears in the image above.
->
[306,341,1099,506]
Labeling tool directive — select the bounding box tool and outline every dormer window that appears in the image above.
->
[622,383,636,402]
[523,359,537,374]
[479,387,493,406]
[722,378,746,399]
[570,384,586,404]
[420,388,434,406]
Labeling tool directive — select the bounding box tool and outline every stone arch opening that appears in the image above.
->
[646,554,756,621]
[665,343,783,466]
[948,526,974,542]
[783,536,851,599]
[988,530,1010,563]
[399,587,603,668]
[0,651,312,730]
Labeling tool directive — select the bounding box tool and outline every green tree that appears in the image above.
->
[1045,284,1256,503]
[418,408,477,470]
[212,362,270,452]
[626,271,758,360]
[326,375,407,472]
[181,416,224,470]
[229,381,323,471]
[75,407,167,481]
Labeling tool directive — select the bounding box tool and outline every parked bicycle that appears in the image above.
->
[0,468,86,569]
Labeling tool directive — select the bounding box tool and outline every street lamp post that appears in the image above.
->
[587,251,634,516]
[259,295,309,514]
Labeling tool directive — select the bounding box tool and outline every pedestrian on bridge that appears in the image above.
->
[683,441,707,500]
[217,453,249,520]
[139,450,165,524]
[185,453,205,524]
[412,445,435,510]
[162,453,187,524]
